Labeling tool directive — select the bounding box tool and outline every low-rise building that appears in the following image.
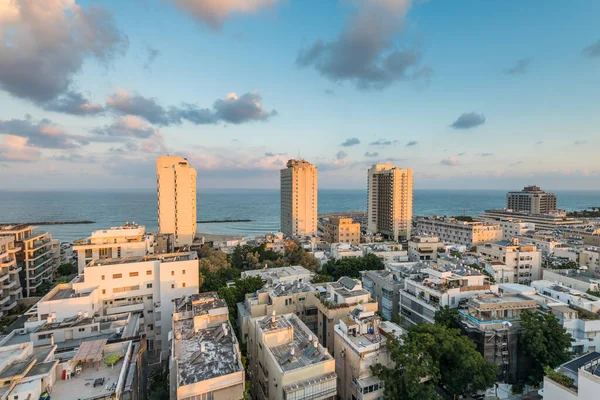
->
[330,243,364,260]
[323,217,361,246]
[171,292,245,400]
[407,236,445,262]
[241,265,314,285]
[480,209,584,232]
[476,217,536,240]
[542,269,600,293]
[477,238,541,284]
[0,236,23,314]
[416,217,503,247]
[334,307,403,400]
[459,293,538,383]
[542,352,600,400]
[247,312,337,400]
[0,225,60,297]
[361,242,408,263]
[401,265,497,326]
[72,223,155,273]
[516,232,561,255]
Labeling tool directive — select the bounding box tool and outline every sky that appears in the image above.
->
[0,0,599,190]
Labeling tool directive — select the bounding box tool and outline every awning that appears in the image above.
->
[72,338,107,363]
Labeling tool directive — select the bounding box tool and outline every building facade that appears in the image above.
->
[0,237,23,313]
[0,225,59,297]
[280,159,318,238]
[416,217,503,247]
[367,164,413,241]
[156,155,197,248]
[477,238,541,284]
[72,223,154,273]
[323,217,360,246]
[407,236,446,262]
[506,185,557,214]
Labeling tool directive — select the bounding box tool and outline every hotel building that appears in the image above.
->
[280,159,318,238]
[157,155,197,248]
[506,185,557,214]
[367,164,414,241]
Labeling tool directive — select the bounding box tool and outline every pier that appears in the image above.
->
[196,219,253,224]
[1,221,95,226]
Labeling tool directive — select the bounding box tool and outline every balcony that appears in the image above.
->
[0,256,15,267]
[3,279,18,290]
[30,238,51,250]
[0,296,10,305]
[3,299,17,311]
[8,286,22,295]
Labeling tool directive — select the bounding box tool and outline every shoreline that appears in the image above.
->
[197,232,246,242]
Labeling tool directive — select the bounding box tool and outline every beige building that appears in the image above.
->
[416,217,503,247]
[315,277,378,355]
[0,237,23,314]
[507,185,557,214]
[478,238,541,284]
[247,312,337,400]
[542,352,600,400]
[407,236,445,262]
[280,159,318,238]
[72,222,154,273]
[241,265,314,285]
[334,308,403,400]
[171,292,245,400]
[157,155,197,248]
[323,217,360,245]
[367,164,413,241]
[0,225,59,297]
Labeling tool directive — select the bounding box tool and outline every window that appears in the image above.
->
[182,282,186,288]
[113,285,140,293]
[147,283,153,289]
[78,328,85,332]
[113,273,122,279]
[101,275,105,280]
[38,333,52,340]
[102,289,106,295]
[147,324,153,331]
[171,284,175,289]
[146,270,152,275]
[171,271,174,276]
[182,270,186,275]
[147,295,153,300]
[129,272,139,277]
[91,326,99,332]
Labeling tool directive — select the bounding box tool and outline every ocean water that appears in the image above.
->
[0,189,598,243]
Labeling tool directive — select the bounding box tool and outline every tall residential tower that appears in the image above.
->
[280,159,318,238]
[156,155,197,248]
[367,164,414,241]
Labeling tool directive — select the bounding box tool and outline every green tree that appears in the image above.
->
[197,245,230,272]
[434,306,461,329]
[373,323,497,399]
[321,254,384,281]
[311,274,333,284]
[283,241,319,271]
[148,364,169,400]
[519,310,573,384]
[217,276,265,329]
[57,262,76,276]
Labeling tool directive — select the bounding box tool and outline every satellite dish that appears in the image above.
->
[503,321,512,327]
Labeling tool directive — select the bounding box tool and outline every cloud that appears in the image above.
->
[370,139,398,146]
[406,140,417,147]
[296,0,430,90]
[52,153,97,163]
[440,157,460,166]
[477,152,494,157]
[143,46,160,70]
[264,152,286,157]
[341,137,360,147]
[0,135,41,162]
[167,0,279,30]
[0,116,84,149]
[364,151,379,157]
[318,151,349,171]
[324,89,335,95]
[457,152,466,156]
[535,141,543,145]
[510,161,523,166]
[106,89,276,125]
[0,0,128,113]
[92,115,162,139]
[450,112,486,130]
[582,39,600,58]
[574,140,587,145]
[504,58,532,75]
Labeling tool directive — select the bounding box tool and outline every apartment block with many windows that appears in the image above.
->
[280,159,318,238]
[0,237,23,314]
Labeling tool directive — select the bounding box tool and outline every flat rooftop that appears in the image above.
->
[174,292,228,316]
[174,320,242,386]
[88,251,196,266]
[243,265,313,280]
[268,315,332,372]
[48,288,76,300]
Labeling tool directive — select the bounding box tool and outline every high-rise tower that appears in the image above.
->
[280,159,318,238]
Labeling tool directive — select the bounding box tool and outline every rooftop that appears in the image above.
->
[242,265,313,281]
[88,251,196,266]
[174,319,242,386]
[561,351,600,374]
[174,292,228,316]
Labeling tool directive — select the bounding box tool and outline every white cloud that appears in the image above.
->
[0,135,41,162]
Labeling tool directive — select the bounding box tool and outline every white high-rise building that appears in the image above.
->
[367,164,414,241]
[280,159,318,238]
[156,156,197,248]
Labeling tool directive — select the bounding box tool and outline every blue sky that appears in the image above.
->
[0,0,599,190]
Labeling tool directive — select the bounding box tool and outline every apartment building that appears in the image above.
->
[247,313,337,400]
[0,236,23,314]
[237,280,320,341]
[72,223,154,273]
[506,185,557,214]
[171,292,245,400]
[416,217,503,247]
[475,217,536,240]
[314,277,378,354]
[241,265,314,285]
[157,155,197,248]
[458,293,538,383]
[480,209,584,231]
[323,217,360,245]
[27,252,199,356]
[401,265,497,326]
[542,352,600,400]
[408,236,445,262]
[330,243,364,260]
[361,242,409,263]
[334,307,403,400]
[0,225,59,297]
[367,164,414,241]
[477,238,541,284]
[516,232,561,255]
[280,159,318,238]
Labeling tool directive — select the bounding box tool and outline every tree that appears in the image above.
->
[311,274,333,284]
[217,276,265,330]
[197,245,230,272]
[283,241,319,271]
[434,306,460,330]
[373,323,497,399]
[57,262,76,276]
[519,310,573,384]
[321,254,384,281]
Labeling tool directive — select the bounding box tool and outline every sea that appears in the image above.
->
[0,189,598,243]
